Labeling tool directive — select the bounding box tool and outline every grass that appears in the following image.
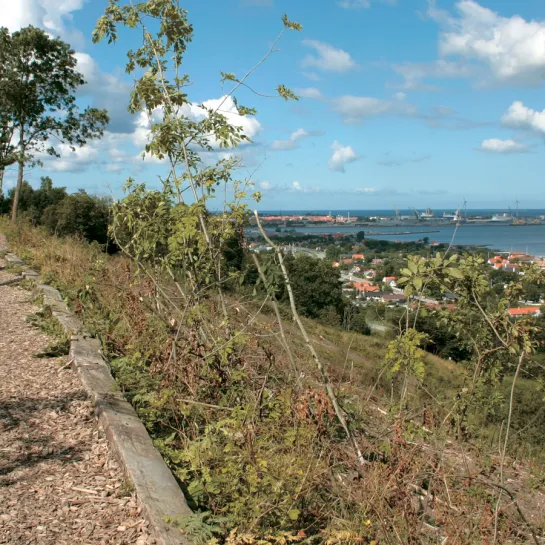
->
[4,263,23,275]
[26,306,70,358]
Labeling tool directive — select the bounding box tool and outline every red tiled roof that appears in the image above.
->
[363,285,380,292]
[508,307,541,316]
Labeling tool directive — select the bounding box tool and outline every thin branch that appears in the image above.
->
[254,210,366,466]
[251,252,302,389]
[494,350,526,544]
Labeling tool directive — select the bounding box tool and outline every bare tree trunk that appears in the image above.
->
[10,128,24,222]
[0,167,4,196]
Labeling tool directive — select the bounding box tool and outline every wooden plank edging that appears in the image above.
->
[0,236,193,545]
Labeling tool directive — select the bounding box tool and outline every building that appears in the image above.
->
[488,253,535,273]
[382,293,407,304]
[349,281,379,293]
[383,276,398,288]
[508,307,541,318]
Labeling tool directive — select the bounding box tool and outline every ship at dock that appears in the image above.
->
[443,209,466,223]
[490,213,514,224]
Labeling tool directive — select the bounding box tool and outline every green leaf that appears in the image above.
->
[447,267,464,279]
[288,509,300,520]
[282,14,303,31]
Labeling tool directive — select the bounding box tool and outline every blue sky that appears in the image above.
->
[3,0,545,210]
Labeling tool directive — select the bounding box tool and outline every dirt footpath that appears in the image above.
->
[0,265,153,544]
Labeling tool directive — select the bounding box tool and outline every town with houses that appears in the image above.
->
[249,240,545,319]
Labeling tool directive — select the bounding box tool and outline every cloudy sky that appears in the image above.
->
[3,0,545,210]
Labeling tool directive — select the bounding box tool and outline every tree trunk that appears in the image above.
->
[10,128,24,222]
[0,167,4,196]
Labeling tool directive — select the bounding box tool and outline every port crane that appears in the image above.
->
[409,207,421,222]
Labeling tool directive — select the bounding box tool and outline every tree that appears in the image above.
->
[0,176,68,223]
[0,26,109,220]
[356,230,365,242]
[42,189,111,244]
[0,28,16,195]
[325,245,341,261]
[284,254,344,321]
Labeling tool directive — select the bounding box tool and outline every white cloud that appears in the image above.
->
[271,128,323,151]
[301,40,357,73]
[240,0,273,5]
[295,87,325,101]
[338,0,396,9]
[257,180,320,193]
[36,132,135,174]
[332,95,417,123]
[302,72,321,82]
[2,0,86,47]
[331,94,482,129]
[40,142,100,173]
[478,138,528,154]
[134,95,262,156]
[394,92,407,101]
[355,187,378,193]
[290,181,320,193]
[501,101,545,134]
[75,53,135,133]
[391,60,473,91]
[434,0,545,86]
[338,0,371,7]
[328,141,359,172]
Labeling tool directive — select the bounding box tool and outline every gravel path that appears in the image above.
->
[0,271,153,544]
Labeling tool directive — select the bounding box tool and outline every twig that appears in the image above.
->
[494,350,526,544]
[57,357,74,373]
[178,399,234,411]
[251,253,302,388]
[71,486,99,495]
[471,476,540,545]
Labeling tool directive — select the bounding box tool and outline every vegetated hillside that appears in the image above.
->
[2,218,544,545]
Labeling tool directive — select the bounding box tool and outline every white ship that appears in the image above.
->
[420,207,435,219]
[491,213,514,224]
[443,209,465,223]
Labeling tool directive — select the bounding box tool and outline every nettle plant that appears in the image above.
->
[93,1,301,330]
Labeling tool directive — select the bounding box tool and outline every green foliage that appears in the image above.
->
[5,219,545,543]
[25,306,70,358]
[283,255,344,322]
[0,25,108,218]
[344,306,372,336]
[165,512,228,545]
[42,189,111,245]
[384,328,428,382]
[1,177,112,245]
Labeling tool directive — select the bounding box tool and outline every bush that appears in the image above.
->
[41,190,111,245]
